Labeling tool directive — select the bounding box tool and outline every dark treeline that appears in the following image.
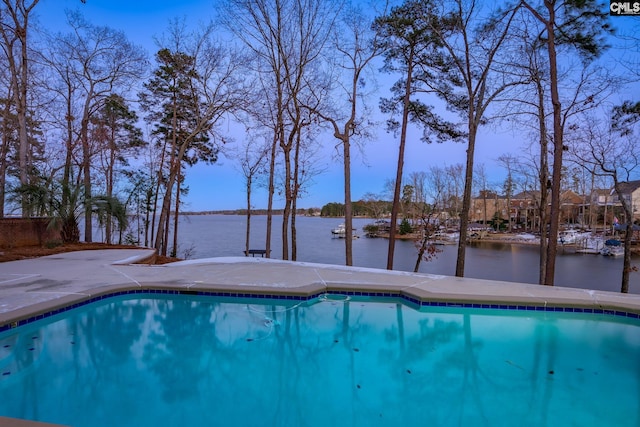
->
[0,0,638,291]
[320,200,392,217]
[183,209,310,216]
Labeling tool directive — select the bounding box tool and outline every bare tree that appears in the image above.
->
[36,26,84,237]
[495,5,616,284]
[497,155,520,232]
[520,0,612,285]
[573,114,640,293]
[240,71,280,258]
[310,2,382,266]
[426,165,447,215]
[495,16,553,281]
[473,163,491,226]
[0,0,40,215]
[426,0,522,277]
[222,0,340,260]
[234,134,269,257]
[361,191,386,219]
[55,11,146,242]
[444,164,464,225]
[410,170,441,272]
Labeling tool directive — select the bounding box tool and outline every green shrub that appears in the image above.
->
[363,224,379,234]
[44,239,63,249]
[399,218,413,235]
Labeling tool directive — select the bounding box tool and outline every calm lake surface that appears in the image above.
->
[173,215,640,295]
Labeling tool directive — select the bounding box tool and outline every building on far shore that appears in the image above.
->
[470,181,640,232]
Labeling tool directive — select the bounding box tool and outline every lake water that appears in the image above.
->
[171,215,640,294]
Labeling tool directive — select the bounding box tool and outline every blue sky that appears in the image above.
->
[36,0,634,212]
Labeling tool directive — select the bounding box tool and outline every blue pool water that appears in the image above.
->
[0,294,639,427]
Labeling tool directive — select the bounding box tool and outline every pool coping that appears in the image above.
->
[2,250,640,332]
[2,249,640,426]
[4,282,639,335]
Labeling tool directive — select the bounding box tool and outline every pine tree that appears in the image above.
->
[374,0,464,270]
[140,48,214,256]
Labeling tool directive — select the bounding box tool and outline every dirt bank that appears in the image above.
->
[0,243,180,264]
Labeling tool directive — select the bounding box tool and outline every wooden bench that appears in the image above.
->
[244,249,268,257]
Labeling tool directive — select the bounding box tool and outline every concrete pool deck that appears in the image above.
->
[2,249,640,329]
[2,248,640,426]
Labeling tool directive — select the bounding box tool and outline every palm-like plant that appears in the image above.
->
[10,180,83,243]
[91,195,128,244]
[10,180,128,244]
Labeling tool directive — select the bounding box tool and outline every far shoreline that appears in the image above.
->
[181,212,637,254]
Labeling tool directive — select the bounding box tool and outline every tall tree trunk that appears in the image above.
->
[105,127,116,245]
[154,151,178,256]
[621,218,632,294]
[455,122,477,277]
[543,5,563,286]
[150,178,160,248]
[344,134,353,266]
[245,176,252,256]
[291,190,298,261]
[154,94,180,256]
[536,78,549,285]
[291,132,303,261]
[150,143,169,249]
[162,191,170,256]
[387,49,414,270]
[281,119,296,260]
[145,186,153,247]
[17,61,28,206]
[0,97,11,218]
[614,182,633,293]
[265,131,277,259]
[281,152,291,260]
[155,187,170,255]
[171,166,181,258]
[17,7,31,215]
[81,107,93,242]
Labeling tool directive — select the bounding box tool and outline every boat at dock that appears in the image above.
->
[575,237,605,254]
[331,223,359,239]
[601,239,624,257]
[331,223,346,235]
[558,229,583,244]
[601,246,624,257]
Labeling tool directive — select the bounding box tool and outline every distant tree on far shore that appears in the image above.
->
[320,200,392,217]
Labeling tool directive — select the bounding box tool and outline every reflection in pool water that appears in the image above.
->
[0,294,639,427]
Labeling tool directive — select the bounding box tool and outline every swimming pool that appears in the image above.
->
[0,293,638,427]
